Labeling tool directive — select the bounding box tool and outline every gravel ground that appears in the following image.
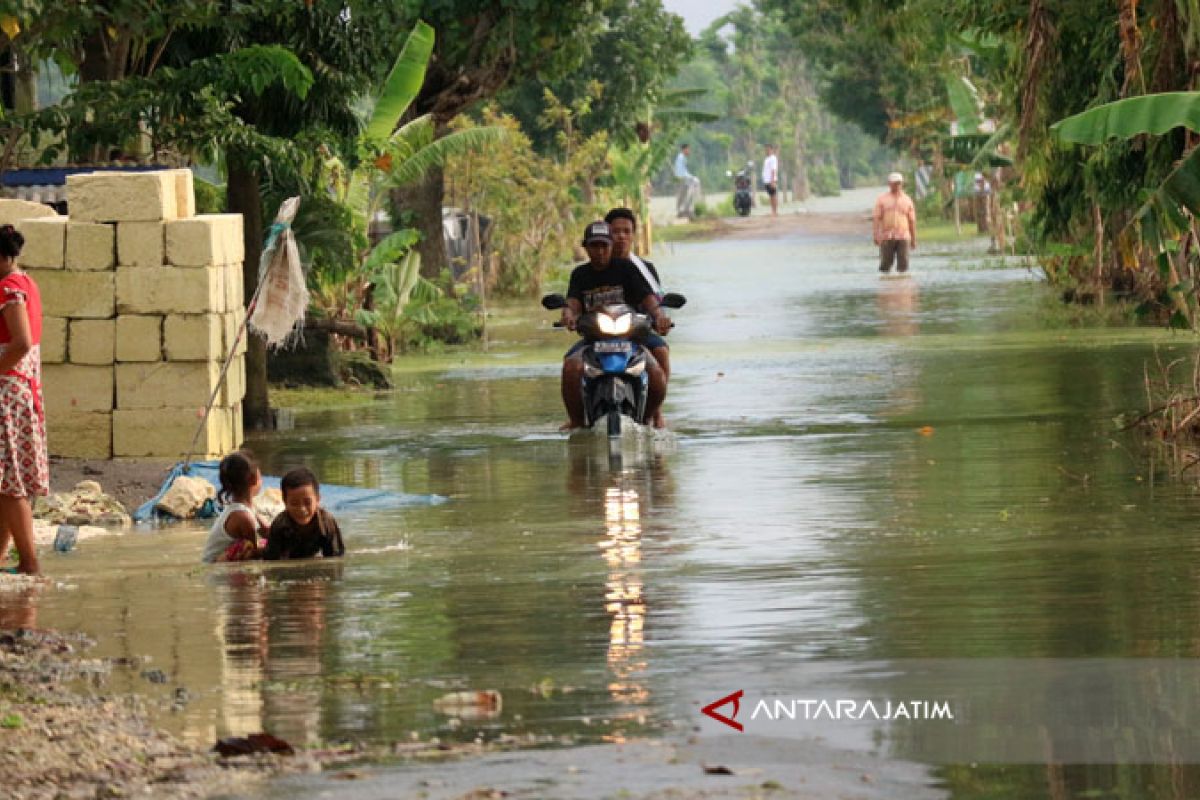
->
[0,624,287,800]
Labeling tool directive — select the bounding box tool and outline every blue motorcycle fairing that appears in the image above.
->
[599,351,632,374]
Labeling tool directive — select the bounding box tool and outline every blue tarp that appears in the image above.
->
[133,461,445,522]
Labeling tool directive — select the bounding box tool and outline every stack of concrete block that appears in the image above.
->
[15,169,246,459]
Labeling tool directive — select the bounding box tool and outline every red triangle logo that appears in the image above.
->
[701,689,744,732]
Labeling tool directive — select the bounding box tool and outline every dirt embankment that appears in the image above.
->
[48,457,174,512]
[0,626,283,800]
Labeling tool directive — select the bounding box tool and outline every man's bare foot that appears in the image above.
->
[652,412,667,429]
[559,421,582,432]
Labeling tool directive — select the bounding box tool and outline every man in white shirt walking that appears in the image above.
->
[674,144,701,219]
[762,144,779,216]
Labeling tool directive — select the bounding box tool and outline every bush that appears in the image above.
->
[194,176,225,214]
[809,164,841,196]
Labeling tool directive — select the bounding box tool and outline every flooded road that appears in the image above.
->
[22,203,1200,798]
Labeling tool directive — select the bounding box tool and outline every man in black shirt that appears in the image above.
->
[561,220,671,429]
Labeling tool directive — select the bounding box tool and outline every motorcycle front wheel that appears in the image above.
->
[607,409,622,438]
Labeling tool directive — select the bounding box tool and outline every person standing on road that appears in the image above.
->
[873,172,917,274]
[762,144,780,217]
[674,144,701,219]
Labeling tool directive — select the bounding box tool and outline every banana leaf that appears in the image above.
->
[363,20,434,146]
[1052,92,1200,144]
[1133,146,1200,222]
[945,75,981,134]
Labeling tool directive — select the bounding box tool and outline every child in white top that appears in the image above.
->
[201,451,266,563]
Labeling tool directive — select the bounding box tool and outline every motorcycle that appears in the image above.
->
[542,292,687,438]
[727,161,753,217]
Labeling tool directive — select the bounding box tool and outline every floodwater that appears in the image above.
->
[19,200,1200,798]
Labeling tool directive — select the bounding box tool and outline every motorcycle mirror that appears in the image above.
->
[660,292,687,309]
[541,294,566,310]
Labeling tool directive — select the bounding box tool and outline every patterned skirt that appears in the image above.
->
[0,347,49,498]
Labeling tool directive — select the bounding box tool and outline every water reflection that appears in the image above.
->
[212,562,343,747]
[877,277,920,338]
[0,582,41,629]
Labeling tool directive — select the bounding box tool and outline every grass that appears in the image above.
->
[920,220,991,245]
[653,217,730,243]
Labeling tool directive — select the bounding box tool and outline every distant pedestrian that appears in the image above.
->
[762,144,780,216]
[0,225,47,576]
[674,144,701,219]
[873,173,917,274]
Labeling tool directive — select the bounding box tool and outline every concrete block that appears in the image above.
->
[116,361,220,410]
[115,315,163,362]
[164,313,222,361]
[43,364,114,414]
[66,171,177,223]
[165,214,243,267]
[15,217,67,269]
[113,406,232,459]
[66,222,115,271]
[116,221,164,268]
[222,310,247,357]
[115,265,223,315]
[0,199,58,226]
[41,316,66,364]
[27,269,114,319]
[225,263,245,311]
[47,410,112,459]
[221,355,245,407]
[168,169,196,219]
[68,319,115,365]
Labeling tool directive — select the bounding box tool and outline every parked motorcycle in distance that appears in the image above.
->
[726,161,753,216]
[542,292,688,437]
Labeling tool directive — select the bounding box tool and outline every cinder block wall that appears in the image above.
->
[11,170,246,460]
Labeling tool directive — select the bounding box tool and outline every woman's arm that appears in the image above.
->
[0,300,32,374]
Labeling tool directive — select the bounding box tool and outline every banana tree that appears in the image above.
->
[315,20,502,356]
[1053,92,1200,327]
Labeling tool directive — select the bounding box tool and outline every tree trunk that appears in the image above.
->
[394,165,447,280]
[227,160,271,430]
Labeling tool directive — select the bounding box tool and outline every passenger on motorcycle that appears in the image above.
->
[561,220,671,430]
[604,207,670,428]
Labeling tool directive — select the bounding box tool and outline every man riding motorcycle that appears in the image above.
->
[561,220,671,430]
[604,207,671,428]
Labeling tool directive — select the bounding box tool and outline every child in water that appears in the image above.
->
[262,467,345,560]
[201,451,267,563]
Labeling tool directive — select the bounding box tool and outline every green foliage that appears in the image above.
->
[667,5,887,199]
[1053,92,1200,144]
[445,100,609,297]
[499,0,692,151]
[193,176,225,214]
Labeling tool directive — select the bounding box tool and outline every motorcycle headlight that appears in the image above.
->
[596,313,617,335]
[611,313,632,335]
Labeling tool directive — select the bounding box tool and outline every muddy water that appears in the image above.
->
[21,216,1200,797]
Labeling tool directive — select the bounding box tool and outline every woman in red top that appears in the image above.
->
[0,225,47,575]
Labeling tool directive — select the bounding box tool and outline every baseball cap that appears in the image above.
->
[582,220,613,245]
[887,172,904,184]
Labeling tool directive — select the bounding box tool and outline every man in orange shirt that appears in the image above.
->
[873,172,917,274]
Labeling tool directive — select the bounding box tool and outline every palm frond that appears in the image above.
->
[385,126,508,189]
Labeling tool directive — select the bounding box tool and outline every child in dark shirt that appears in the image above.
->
[262,467,345,560]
